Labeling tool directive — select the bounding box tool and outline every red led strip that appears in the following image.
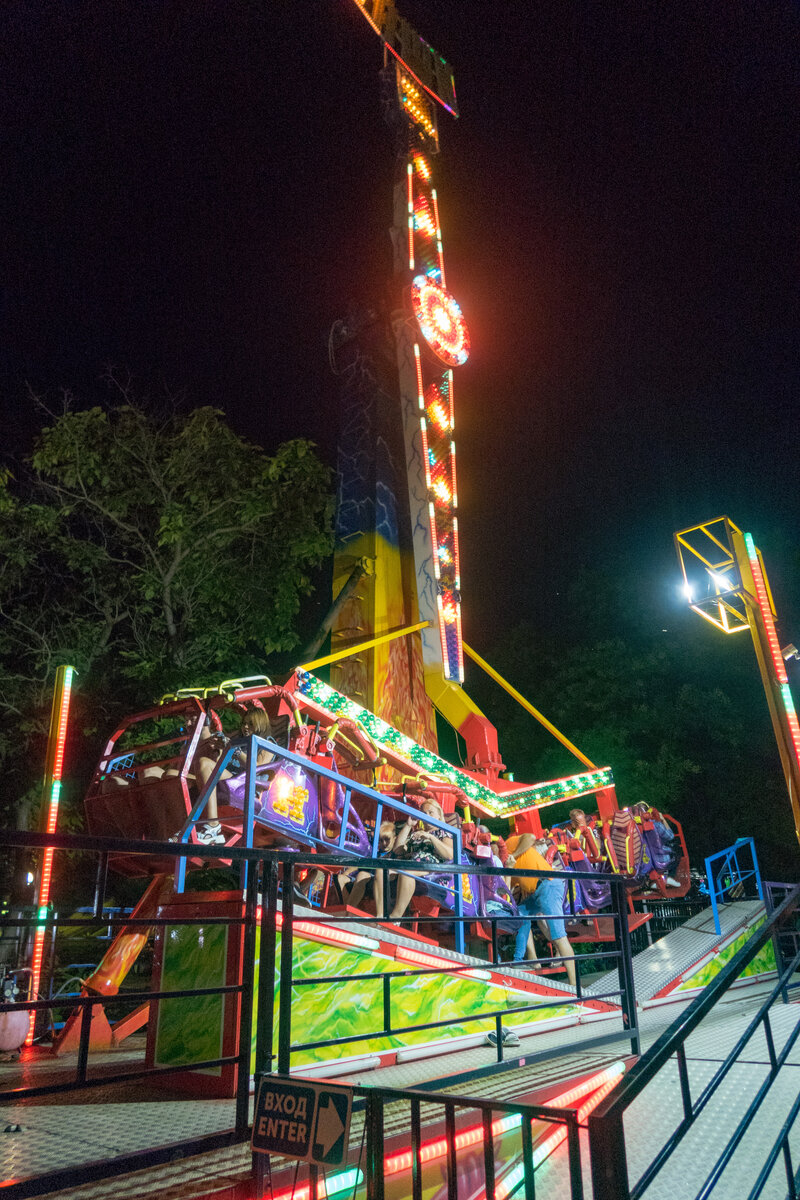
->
[748,549,787,683]
[406,162,415,270]
[27,666,74,1045]
[269,1062,626,1200]
[413,343,425,410]
[431,188,446,285]
[746,536,800,769]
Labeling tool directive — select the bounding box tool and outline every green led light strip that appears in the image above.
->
[296,671,613,815]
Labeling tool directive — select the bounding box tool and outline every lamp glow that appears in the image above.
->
[411,276,470,367]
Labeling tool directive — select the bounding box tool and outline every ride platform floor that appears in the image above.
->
[2,976,796,1200]
[588,899,766,1002]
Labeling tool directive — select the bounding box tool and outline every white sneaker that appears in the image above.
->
[485,1029,521,1047]
[194,822,226,846]
[665,876,680,889]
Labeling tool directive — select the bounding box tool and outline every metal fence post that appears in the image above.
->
[92,852,108,919]
[482,1109,496,1200]
[445,1101,458,1200]
[236,860,259,1137]
[588,1109,630,1200]
[277,859,294,1074]
[255,857,279,1078]
[520,1113,537,1200]
[453,833,465,954]
[613,878,639,1056]
[565,1110,585,1200]
[365,1091,385,1200]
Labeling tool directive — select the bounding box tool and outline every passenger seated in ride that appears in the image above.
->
[336,820,398,910]
[373,799,453,923]
[568,808,593,849]
[639,807,681,890]
[189,708,275,845]
[507,835,576,987]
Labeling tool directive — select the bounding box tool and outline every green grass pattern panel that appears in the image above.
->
[253,930,579,1067]
[153,921,580,1070]
[154,923,228,1072]
[677,920,776,991]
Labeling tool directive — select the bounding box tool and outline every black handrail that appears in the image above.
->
[588,883,800,1200]
[254,1074,588,1200]
[1,827,639,1198]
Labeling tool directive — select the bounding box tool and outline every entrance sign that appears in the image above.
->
[252,1077,353,1167]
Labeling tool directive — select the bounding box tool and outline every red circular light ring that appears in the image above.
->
[411,276,470,366]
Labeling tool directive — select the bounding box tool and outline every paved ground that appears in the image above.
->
[3,979,797,1200]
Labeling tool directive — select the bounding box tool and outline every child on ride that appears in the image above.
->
[336,820,398,910]
[373,799,454,923]
[189,708,275,845]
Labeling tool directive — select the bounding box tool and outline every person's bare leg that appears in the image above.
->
[196,754,232,823]
[525,931,542,967]
[373,869,388,919]
[390,873,417,920]
[553,935,576,987]
[337,872,353,903]
[347,872,371,909]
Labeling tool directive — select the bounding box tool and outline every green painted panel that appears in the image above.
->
[155,920,578,1072]
[255,931,578,1068]
[155,923,228,1073]
[677,921,776,991]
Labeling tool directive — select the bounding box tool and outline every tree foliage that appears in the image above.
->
[0,390,333,827]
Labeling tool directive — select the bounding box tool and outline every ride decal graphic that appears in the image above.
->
[676,922,776,992]
[249,931,580,1069]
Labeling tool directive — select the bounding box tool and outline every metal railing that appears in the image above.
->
[253,1075,595,1200]
[0,825,642,1197]
[704,837,763,935]
[588,883,800,1200]
[268,852,640,1081]
[172,733,474,950]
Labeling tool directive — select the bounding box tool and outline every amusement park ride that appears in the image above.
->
[70,0,697,1031]
[14,11,796,1190]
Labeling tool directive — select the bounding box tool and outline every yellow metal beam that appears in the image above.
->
[298,621,429,673]
[462,642,597,770]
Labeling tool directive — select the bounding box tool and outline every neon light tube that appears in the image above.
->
[494,1066,626,1199]
[27,665,75,1045]
[272,1167,363,1200]
[269,911,381,954]
[406,161,415,270]
[431,188,446,285]
[745,533,800,768]
[384,1061,626,1178]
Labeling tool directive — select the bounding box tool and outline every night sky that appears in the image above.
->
[3,0,798,647]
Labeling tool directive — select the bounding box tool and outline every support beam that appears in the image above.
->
[462,643,597,770]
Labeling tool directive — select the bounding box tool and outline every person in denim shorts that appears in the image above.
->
[507,835,576,987]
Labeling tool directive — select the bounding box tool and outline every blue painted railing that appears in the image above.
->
[704,837,763,936]
[173,734,469,951]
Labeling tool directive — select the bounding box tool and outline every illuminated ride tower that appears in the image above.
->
[330,0,504,783]
[675,516,800,847]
